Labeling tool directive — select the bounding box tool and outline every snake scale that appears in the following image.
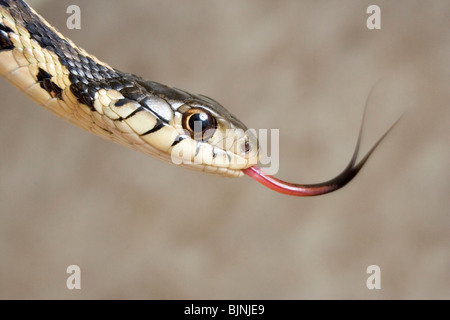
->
[0,0,398,196]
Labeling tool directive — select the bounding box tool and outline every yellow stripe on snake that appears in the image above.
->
[0,0,398,196]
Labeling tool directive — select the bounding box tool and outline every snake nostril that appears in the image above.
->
[241,141,251,154]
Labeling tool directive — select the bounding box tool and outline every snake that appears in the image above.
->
[0,0,398,196]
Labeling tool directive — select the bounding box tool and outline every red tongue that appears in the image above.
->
[243,166,336,196]
[242,116,401,197]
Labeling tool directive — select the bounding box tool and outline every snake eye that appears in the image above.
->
[182,108,217,141]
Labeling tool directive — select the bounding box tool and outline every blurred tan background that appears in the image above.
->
[0,0,448,299]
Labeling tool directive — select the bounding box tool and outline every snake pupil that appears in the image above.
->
[189,112,209,132]
[242,141,251,154]
[182,108,217,141]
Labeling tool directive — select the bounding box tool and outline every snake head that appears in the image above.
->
[171,94,259,177]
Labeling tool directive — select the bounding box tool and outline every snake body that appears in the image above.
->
[0,0,258,178]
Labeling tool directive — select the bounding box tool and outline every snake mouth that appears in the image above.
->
[242,113,402,197]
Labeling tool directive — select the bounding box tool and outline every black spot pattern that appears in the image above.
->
[171,135,186,147]
[25,14,118,109]
[141,121,164,136]
[37,68,62,99]
[115,98,135,107]
[124,106,144,120]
